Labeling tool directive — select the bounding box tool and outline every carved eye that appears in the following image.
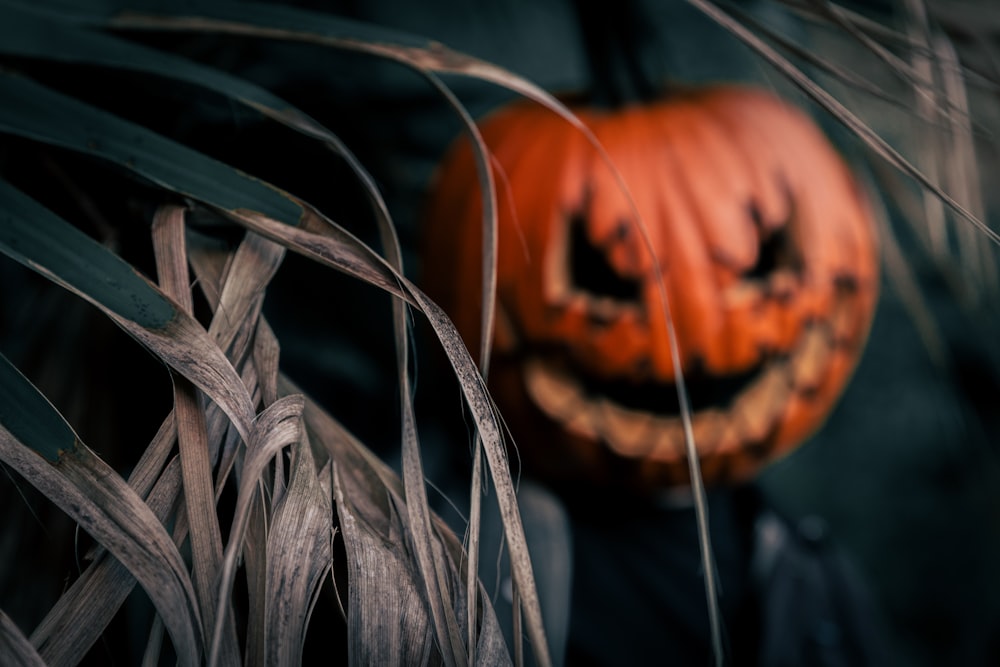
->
[743,222,801,282]
[568,212,641,303]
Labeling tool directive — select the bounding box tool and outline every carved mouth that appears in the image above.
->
[522,321,836,463]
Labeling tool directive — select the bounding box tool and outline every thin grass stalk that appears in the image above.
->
[415,70,501,667]
[904,0,950,258]
[933,31,995,294]
[684,0,999,244]
[152,206,240,667]
[0,609,46,667]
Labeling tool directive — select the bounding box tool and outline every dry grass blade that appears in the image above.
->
[0,180,258,445]
[28,458,183,666]
[412,293,549,667]
[210,394,304,667]
[241,475,269,667]
[0,609,45,667]
[685,0,1000,247]
[281,372,512,665]
[332,461,436,666]
[152,206,241,666]
[264,439,334,665]
[203,227,288,353]
[730,2,939,114]
[0,354,203,665]
[229,200,552,664]
[414,72,498,664]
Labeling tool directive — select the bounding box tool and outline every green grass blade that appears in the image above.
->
[0,354,203,665]
[0,179,257,441]
[0,352,77,464]
[0,69,300,225]
[1,3,409,293]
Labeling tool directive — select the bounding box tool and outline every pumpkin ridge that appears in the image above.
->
[653,105,732,373]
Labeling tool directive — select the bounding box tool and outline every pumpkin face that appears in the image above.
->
[421,85,879,491]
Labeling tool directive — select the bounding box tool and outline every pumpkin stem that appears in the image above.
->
[572,0,659,107]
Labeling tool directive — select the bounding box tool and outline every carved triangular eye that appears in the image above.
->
[743,202,802,281]
[568,212,641,302]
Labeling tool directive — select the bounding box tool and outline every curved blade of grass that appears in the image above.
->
[151,206,241,667]
[0,69,407,305]
[264,438,334,666]
[380,72,476,661]
[210,394,304,667]
[0,178,256,442]
[42,223,284,665]
[332,460,437,666]
[278,371,512,665]
[415,70,500,665]
[30,457,183,666]
[0,610,45,667]
[0,354,203,666]
[0,4,404,262]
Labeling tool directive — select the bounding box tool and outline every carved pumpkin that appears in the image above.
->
[420,85,879,491]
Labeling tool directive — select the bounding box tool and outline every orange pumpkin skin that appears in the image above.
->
[420,85,879,491]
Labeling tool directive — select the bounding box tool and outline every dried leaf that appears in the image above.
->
[210,394,304,667]
[264,438,334,666]
[0,355,203,666]
[29,458,183,666]
[0,610,46,667]
[0,179,257,443]
[152,206,241,666]
[333,461,436,666]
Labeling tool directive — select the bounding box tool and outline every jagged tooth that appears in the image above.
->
[790,323,832,394]
[598,399,655,457]
[732,363,791,444]
[564,405,600,441]
[523,359,582,421]
[647,414,686,462]
[692,408,727,451]
[710,414,744,456]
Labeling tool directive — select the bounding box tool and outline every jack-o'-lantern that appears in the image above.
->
[420,85,879,492]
